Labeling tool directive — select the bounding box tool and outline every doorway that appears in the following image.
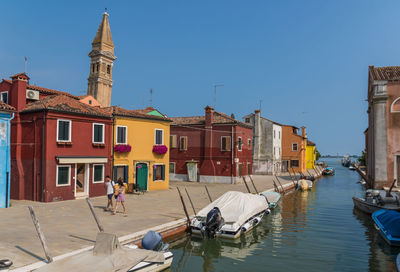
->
[75,163,88,197]
[238,163,243,177]
[136,163,148,191]
[186,162,198,182]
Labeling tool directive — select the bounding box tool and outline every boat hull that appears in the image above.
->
[129,252,173,272]
[190,211,265,239]
[372,209,400,246]
[352,196,400,214]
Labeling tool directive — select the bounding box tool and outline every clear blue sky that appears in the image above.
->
[1,1,400,155]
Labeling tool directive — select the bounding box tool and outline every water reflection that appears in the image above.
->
[170,159,400,271]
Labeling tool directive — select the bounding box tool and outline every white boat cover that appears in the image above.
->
[196,191,268,226]
[35,232,165,272]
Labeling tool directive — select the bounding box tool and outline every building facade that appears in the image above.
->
[0,73,113,202]
[305,140,316,170]
[0,102,14,208]
[111,107,171,191]
[170,106,253,184]
[281,125,307,173]
[243,110,282,175]
[366,66,400,188]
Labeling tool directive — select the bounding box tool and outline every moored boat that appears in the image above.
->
[322,167,335,176]
[352,189,400,214]
[190,191,270,239]
[35,231,173,272]
[259,191,281,209]
[372,209,400,246]
[298,179,312,191]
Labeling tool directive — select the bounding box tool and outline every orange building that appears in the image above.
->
[281,125,307,173]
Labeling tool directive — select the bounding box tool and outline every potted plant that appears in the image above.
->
[152,145,168,155]
[114,144,132,153]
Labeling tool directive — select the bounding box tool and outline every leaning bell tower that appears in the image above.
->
[87,11,116,107]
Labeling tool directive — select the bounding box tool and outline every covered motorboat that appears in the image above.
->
[298,179,312,191]
[322,167,335,176]
[372,209,400,246]
[35,232,173,272]
[190,191,270,239]
[352,189,400,214]
[259,191,281,209]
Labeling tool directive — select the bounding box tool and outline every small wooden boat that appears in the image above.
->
[190,191,270,239]
[322,167,335,176]
[352,189,400,214]
[372,209,400,246]
[259,191,281,209]
[349,165,356,171]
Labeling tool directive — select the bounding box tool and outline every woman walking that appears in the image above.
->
[113,178,127,215]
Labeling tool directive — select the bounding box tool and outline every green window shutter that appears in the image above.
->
[162,165,165,180]
[113,166,118,181]
[153,166,156,181]
[124,166,129,183]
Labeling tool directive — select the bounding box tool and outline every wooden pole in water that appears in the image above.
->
[272,179,279,193]
[184,187,197,216]
[248,175,259,194]
[177,187,192,232]
[86,197,104,232]
[288,170,297,186]
[291,168,300,183]
[28,206,53,263]
[204,185,213,202]
[274,175,285,195]
[242,176,251,193]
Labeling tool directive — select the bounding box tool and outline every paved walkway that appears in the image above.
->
[0,173,309,269]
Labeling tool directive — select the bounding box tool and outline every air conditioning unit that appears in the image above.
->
[26,89,39,100]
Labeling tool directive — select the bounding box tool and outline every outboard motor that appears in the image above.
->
[0,259,12,270]
[204,207,223,238]
[142,230,169,252]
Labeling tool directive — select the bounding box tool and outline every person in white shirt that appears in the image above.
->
[104,176,115,211]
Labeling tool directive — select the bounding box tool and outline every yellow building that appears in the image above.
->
[111,107,171,191]
[306,140,316,170]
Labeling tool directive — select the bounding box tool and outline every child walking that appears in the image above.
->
[113,178,127,215]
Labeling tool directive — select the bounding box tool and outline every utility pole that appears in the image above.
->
[213,84,224,109]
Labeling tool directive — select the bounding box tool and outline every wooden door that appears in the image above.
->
[76,163,85,194]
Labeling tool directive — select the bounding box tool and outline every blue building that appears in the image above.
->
[0,102,14,208]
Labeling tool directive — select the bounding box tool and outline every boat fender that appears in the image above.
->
[265,209,271,215]
[0,259,12,269]
[254,218,259,224]
[241,222,251,232]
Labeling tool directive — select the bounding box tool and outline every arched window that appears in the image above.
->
[107,65,111,74]
[96,63,99,72]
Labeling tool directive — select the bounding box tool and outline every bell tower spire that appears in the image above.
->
[87,11,116,107]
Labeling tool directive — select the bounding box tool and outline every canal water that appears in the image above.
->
[168,159,400,271]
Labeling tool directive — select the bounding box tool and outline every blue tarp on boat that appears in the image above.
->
[372,209,400,246]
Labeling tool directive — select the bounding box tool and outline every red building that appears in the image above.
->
[170,106,252,184]
[0,73,113,202]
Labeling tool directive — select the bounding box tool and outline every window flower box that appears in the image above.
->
[152,145,168,155]
[114,144,132,153]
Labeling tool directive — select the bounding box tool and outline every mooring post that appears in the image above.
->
[185,187,197,216]
[177,187,192,232]
[86,197,104,232]
[242,176,251,193]
[204,185,213,202]
[28,206,53,263]
[248,175,259,194]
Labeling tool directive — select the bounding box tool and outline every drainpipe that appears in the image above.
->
[5,113,14,208]
[231,126,234,183]
[112,116,115,179]
[41,110,46,202]
[32,116,36,201]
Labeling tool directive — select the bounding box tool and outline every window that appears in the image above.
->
[93,123,104,144]
[180,136,187,150]
[93,164,104,183]
[153,164,165,181]
[57,119,71,142]
[245,118,250,123]
[238,137,243,151]
[290,160,299,167]
[155,129,163,145]
[89,100,92,105]
[96,63,99,72]
[170,135,177,148]
[169,162,175,174]
[56,165,70,186]
[221,136,231,151]
[1,91,8,104]
[114,165,128,183]
[292,143,298,151]
[92,64,95,73]
[107,65,111,74]
[274,147,276,155]
[248,139,251,146]
[116,126,127,144]
[274,130,276,139]
[279,131,281,139]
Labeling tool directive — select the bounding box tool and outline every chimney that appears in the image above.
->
[10,73,29,111]
[301,126,306,138]
[205,105,214,127]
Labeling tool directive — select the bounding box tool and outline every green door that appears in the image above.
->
[136,163,148,191]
